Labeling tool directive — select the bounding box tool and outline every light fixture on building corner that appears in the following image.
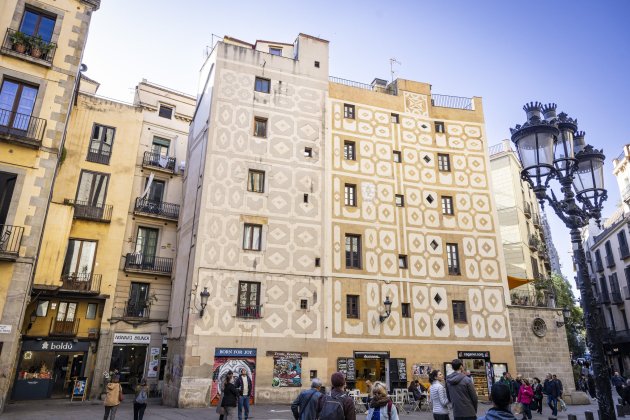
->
[556,307,571,328]
[199,287,210,316]
[27,310,37,331]
[379,296,393,323]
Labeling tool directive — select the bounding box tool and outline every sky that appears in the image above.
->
[82,0,630,289]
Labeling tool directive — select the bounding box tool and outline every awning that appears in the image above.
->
[507,275,532,290]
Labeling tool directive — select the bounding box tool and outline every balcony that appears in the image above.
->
[606,253,616,268]
[612,291,624,304]
[620,245,630,260]
[431,94,474,110]
[597,293,611,305]
[49,318,79,337]
[1,29,57,66]
[523,202,532,218]
[133,198,180,221]
[0,224,24,261]
[510,289,552,307]
[86,148,111,165]
[236,305,263,319]
[448,266,461,276]
[142,151,176,173]
[528,235,539,251]
[124,253,173,276]
[123,301,150,319]
[64,199,113,223]
[595,259,605,272]
[60,273,101,294]
[532,214,541,226]
[0,108,46,148]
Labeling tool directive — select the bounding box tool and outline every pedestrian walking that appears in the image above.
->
[477,384,516,420]
[446,359,478,420]
[542,373,559,417]
[219,370,239,420]
[612,371,626,398]
[316,372,356,420]
[622,379,630,406]
[513,375,523,402]
[516,378,533,420]
[553,375,566,412]
[291,378,322,420]
[133,378,149,420]
[429,369,450,420]
[587,374,596,399]
[497,373,515,401]
[366,381,399,420]
[531,377,543,414]
[235,368,253,420]
[103,374,123,420]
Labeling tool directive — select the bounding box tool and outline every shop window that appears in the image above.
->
[36,300,49,316]
[87,124,115,165]
[253,117,268,138]
[344,104,355,119]
[110,344,148,393]
[86,303,98,320]
[344,184,357,206]
[452,300,467,323]
[243,223,262,251]
[446,243,460,275]
[438,153,451,172]
[344,141,356,160]
[401,303,411,318]
[247,170,265,193]
[393,150,402,163]
[442,196,454,215]
[254,77,270,93]
[346,295,359,318]
[435,121,445,133]
[345,234,361,269]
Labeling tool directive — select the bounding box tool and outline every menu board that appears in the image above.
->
[337,358,355,381]
[346,358,356,381]
[397,359,407,380]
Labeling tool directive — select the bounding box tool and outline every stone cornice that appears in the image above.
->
[80,0,101,11]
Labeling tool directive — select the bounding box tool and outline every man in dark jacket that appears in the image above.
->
[477,383,516,420]
[316,372,356,420]
[235,368,253,420]
[612,371,625,397]
[446,359,478,420]
[291,378,322,420]
[543,373,559,416]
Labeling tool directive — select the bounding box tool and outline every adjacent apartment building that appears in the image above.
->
[164,33,516,407]
[0,0,100,409]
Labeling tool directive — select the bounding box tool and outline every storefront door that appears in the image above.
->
[212,348,257,406]
[110,344,148,393]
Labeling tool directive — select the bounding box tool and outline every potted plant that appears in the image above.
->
[9,31,30,54]
[30,35,51,59]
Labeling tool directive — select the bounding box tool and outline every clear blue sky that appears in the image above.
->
[83,0,630,287]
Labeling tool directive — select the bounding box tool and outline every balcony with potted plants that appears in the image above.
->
[1,29,57,66]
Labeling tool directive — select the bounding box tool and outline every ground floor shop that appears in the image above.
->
[605,343,630,376]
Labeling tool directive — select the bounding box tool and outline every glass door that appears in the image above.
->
[0,80,38,131]
[128,282,149,317]
[135,227,158,268]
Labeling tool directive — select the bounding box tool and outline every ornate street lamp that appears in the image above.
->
[510,102,614,420]
[199,287,210,317]
[379,296,393,323]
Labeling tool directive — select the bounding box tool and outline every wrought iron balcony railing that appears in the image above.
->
[133,197,180,221]
[431,94,474,110]
[528,235,540,250]
[86,147,111,165]
[532,214,541,226]
[1,28,57,65]
[124,253,173,275]
[236,305,263,319]
[142,151,176,172]
[60,273,101,294]
[611,291,623,304]
[0,108,46,147]
[124,301,151,318]
[448,266,461,275]
[50,318,79,337]
[0,224,24,259]
[597,293,611,305]
[64,199,113,222]
[605,253,616,268]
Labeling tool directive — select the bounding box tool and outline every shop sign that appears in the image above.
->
[457,351,490,360]
[354,351,390,359]
[22,340,90,352]
[0,324,12,334]
[113,333,151,344]
[215,348,257,357]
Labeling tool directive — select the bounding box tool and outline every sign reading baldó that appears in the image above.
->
[113,333,151,344]
[457,351,490,359]
[22,340,90,352]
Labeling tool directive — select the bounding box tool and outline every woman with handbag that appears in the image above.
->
[218,370,239,419]
[103,374,123,420]
[516,378,534,420]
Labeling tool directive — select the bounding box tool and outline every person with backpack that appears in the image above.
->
[133,378,149,420]
[366,381,399,420]
[446,359,478,420]
[429,369,450,420]
[316,372,356,420]
[291,378,322,420]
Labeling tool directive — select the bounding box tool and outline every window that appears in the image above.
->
[438,154,451,172]
[62,239,97,278]
[134,227,159,266]
[399,255,408,269]
[0,171,17,226]
[435,121,445,133]
[247,170,265,193]
[243,224,262,251]
[314,61,320,68]
[304,147,313,158]
[401,303,411,318]
[315,257,321,267]
[86,303,98,320]
[152,137,170,157]
[254,77,270,93]
[254,117,268,138]
[269,47,282,56]
[344,184,357,206]
[158,104,173,119]
[35,300,49,317]
[343,141,356,160]
[345,234,362,269]
[20,8,55,42]
[344,104,355,119]
[391,113,400,124]
[56,302,77,322]
[87,124,115,164]
[619,230,629,257]
[0,79,38,131]
[531,257,540,279]
[441,196,454,215]
[446,243,460,275]
[395,194,405,207]
[303,194,309,203]
[76,170,109,207]
[393,150,402,163]
[144,178,165,203]
[452,301,467,323]
[346,295,359,318]
[300,299,308,310]
[127,282,150,317]
[237,281,261,318]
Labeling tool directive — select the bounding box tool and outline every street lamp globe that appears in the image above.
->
[573,145,607,223]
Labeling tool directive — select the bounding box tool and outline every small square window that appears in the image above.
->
[441,196,454,215]
[391,113,399,124]
[36,300,49,317]
[435,121,445,133]
[254,117,268,138]
[344,141,356,160]
[399,254,408,269]
[347,295,359,318]
[300,299,308,310]
[158,105,173,119]
[315,257,321,267]
[344,104,355,119]
[344,184,357,207]
[310,370,317,379]
[304,193,309,203]
[393,150,402,163]
[243,224,263,251]
[86,303,98,320]
[438,154,451,172]
[255,77,271,93]
[453,300,467,323]
[269,47,282,56]
[314,61,320,68]
[247,170,265,193]
[304,147,313,158]
[395,194,405,207]
[401,303,411,318]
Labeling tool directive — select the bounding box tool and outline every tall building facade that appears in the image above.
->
[0,0,100,409]
[164,33,516,407]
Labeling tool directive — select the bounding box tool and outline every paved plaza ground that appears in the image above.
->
[1,397,606,420]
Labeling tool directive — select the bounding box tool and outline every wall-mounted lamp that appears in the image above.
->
[199,287,210,317]
[379,296,393,323]
[27,310,37,331]
[556,307,571,328]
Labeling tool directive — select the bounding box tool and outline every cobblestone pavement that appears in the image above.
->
[2,398,602,419]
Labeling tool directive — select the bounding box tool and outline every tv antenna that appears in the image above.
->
[390,58,401,83]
